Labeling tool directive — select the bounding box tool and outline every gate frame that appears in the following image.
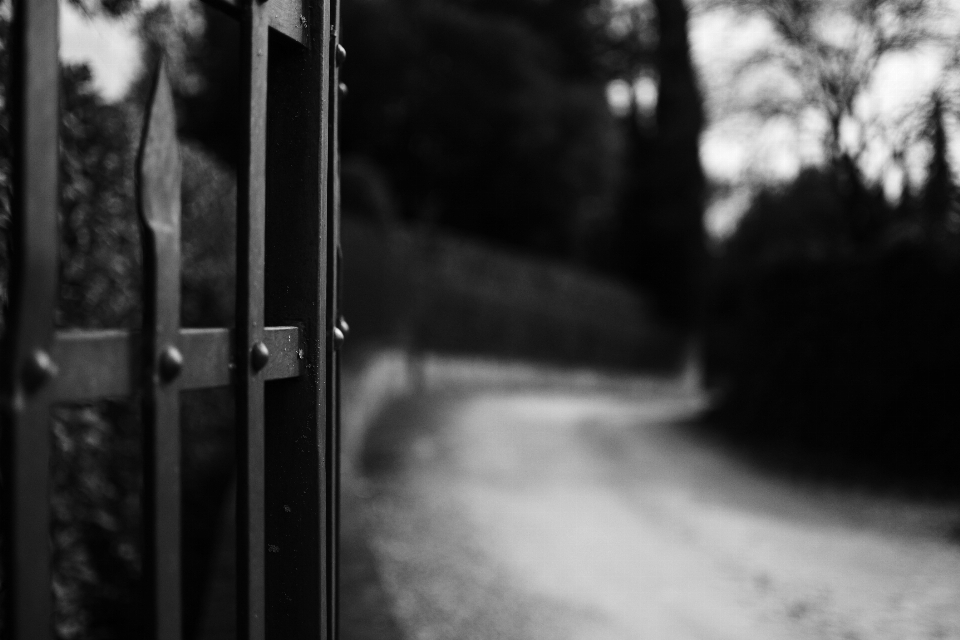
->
[0,0,343,636]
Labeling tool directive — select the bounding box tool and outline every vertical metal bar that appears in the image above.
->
[237,0,270,638]
[0,0,59,636]
[327,7,343,639]
[137,65,184,640]
[263,0,333,634]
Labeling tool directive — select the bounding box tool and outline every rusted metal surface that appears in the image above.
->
[0,0,60,636]
[199,0,308,46]
[49,326,302,401]
[137,65,184,640]
[237,0,271,636]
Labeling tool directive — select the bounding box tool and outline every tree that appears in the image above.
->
[616,0,706,329]
[339,0,623,255]
[921,92,955,226]
[1,5,241,637]
[0,24,145,634]
[57,65,141,329]
[452,0,656,82]
[705,0,944,173]
[133,1,238,166]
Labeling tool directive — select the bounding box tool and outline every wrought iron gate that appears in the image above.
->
[0,0,344,635]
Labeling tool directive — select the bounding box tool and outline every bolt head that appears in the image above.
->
[22,349,57,392]
[159,346,184,382]
[251,342,270,372]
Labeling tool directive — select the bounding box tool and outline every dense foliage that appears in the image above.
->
[338,0,705,324]
[704,129,960,491]
[142,0,706,325]
[1,5,238,634]
[338,0,622,255]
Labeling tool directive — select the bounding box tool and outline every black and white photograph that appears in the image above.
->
[2,0,960,638]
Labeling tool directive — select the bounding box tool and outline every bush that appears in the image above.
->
[1,49,238,637]
[704,168,960,492]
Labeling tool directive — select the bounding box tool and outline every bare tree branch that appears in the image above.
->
[703,0,945,166]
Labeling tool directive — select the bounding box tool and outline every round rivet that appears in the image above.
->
[251,342,270,372]
[22,349,57,392]
[335,44,347,67]
[338,316,350,338]
[159,346,183,382]
[333,326,345,350]
[338,82,348,98]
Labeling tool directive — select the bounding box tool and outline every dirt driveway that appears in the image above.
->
[343,359,960,640]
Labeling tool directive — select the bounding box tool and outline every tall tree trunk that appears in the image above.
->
[923,93,953,228]
[651,0,705,329]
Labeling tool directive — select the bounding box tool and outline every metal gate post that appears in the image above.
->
[0,0,59,635]
[263,0,340,635]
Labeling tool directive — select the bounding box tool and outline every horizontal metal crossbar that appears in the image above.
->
[51,326,302,402]
[201,0,308,46]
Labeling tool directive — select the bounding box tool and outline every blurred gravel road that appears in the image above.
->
[342,358,960,640]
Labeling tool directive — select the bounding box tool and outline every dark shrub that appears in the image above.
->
[704,168,960,492]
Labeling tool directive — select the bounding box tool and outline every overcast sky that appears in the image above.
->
[60,0,141,98]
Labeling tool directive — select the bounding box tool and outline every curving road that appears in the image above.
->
[346,359,960,640]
